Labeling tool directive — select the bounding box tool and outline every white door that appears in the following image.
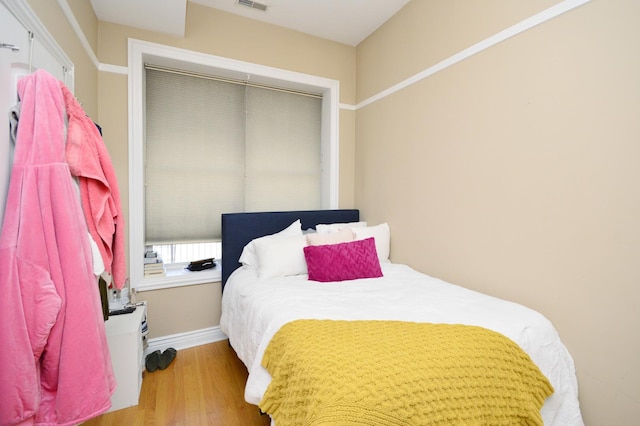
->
[0,2,31,228]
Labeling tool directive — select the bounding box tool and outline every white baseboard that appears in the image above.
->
[145,326,227,355]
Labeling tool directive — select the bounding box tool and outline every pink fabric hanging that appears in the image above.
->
[0,69,115,426]
[61,83,126,290]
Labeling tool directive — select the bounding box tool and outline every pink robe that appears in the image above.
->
[0,70,115,425]
[60,84,126,290]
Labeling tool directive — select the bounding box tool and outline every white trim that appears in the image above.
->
[2,0,75,90]
[128,39,340,290]
[135,268,221,292]
[356,0,591,110]
[325,79,340,208]
[128,40,146,291]
[145,326,227,355]
[99,63,128,75]
[55,0,99,69]
[96,0,589,113]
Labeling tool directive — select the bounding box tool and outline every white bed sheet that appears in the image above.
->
[220,263,583,426]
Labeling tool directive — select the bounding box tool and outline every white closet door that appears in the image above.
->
[32,37,65,82]
[0,2,31,228]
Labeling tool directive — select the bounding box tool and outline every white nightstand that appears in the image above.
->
[104,303,147,412]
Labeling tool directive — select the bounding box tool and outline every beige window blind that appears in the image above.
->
[144,68,322,245]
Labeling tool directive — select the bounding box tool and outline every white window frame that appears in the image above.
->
[128,39,340,291]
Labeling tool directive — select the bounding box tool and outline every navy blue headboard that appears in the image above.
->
[221,209,360,289]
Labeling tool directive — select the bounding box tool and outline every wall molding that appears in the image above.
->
[56,0,99,69]
[145,326,227,355]
[356,0,591,110]
[99,63,128,75]
[87,0,589,112]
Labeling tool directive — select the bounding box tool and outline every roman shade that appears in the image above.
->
[144,68,322,245]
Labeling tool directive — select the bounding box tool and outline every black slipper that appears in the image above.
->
[158,348,177,370]
[145,350,161,372]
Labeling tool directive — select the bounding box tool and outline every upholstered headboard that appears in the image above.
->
[221,209,360,289]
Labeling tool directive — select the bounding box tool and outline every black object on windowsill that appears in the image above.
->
[185,258,216,271]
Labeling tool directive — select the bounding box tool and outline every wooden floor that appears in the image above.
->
[83,340,270,426]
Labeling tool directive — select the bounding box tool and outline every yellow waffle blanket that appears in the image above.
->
[260,320,553,426]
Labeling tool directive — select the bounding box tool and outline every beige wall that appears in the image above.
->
[22,0,640,423]
[95,4,357,338]
[356,0,640,425]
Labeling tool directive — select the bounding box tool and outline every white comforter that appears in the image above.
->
[220,263,583,425]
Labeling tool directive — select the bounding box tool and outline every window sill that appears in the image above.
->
[134,266,221,292]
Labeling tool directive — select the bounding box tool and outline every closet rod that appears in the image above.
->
[144,63,323,99]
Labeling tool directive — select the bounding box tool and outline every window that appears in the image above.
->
[129,39,339,291]
[151,242,221,265]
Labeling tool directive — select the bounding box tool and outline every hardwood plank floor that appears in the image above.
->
[83,340,270,426]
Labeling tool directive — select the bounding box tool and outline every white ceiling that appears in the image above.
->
[89,0,188,37]
[89,0,410,46]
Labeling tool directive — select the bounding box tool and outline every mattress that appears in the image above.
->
[220,262,583,425]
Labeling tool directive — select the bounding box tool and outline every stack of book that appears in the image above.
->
[144,251,165,277]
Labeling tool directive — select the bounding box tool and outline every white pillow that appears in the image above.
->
[306,227,355,246]
[315,221,367,234]
[353,223,390,263]
[238,219,302,268]
[254,234,308,279]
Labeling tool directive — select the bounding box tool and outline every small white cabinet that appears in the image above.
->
[104,303,147,412]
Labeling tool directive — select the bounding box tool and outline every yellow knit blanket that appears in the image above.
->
[260,320,553,426]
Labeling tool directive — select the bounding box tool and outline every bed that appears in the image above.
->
[220,209,583,425]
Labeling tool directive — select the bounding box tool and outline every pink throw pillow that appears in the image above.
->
[304,237,383,282]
